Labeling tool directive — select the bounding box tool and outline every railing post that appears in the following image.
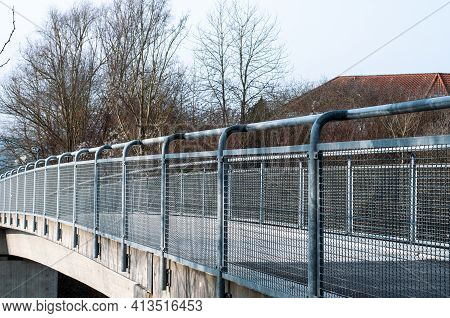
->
[33,159,45,232]
[160,134,184,291]
[56,153,72,241]
[24,163,34,229]
[346,155,353,234]
[43,156,57,236]
[121,140,142,272]
[5,172,9,225]
[409,153,417,243]
[259,162,265,224]
[216,125,247,298]
[93,145,112,259]
[180,168,184,215]
[23,167,27,228]
[0,175,4,224]
[0,175,3,224]
[228,168,232,220]
[9,170,15,225]
[308,111,347,298]
[72,149,88,248]
[317,151,325,298]
[16,166,24,227]
[298,161,304,229]
[202,168,206,218]
[32,167,36,231]
[5,172,9,224]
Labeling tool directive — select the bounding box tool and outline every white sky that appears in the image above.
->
[0,0,449,82]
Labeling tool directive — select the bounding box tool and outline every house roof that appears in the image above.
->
[285,73,450,115]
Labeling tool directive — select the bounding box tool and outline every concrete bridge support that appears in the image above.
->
[0,255,58,298]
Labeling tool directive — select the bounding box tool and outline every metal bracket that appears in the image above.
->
[96,240,101,257]
[73,232,79,248]
[166,269,172,288]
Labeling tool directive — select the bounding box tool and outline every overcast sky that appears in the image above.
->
[0,0,449,82]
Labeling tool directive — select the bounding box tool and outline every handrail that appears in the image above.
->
[0,96,448,298]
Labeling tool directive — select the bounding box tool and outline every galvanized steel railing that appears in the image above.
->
[0,96,449,298]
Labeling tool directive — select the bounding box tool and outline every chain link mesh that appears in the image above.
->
[0,178,4,211]
[34,168,45,215]
[17,173,24,214]
[10,174,16,212]
[166,157,217,268]
[0,137,447,298]
[5,177,10,212]
[59,164,74,223]
[45,166,58,218]
[320,145,449,298]
[126,158,161,250]
[25,171,34,214]
[97,161,122,238]
[76,162,95,229]
[225,154,308,297]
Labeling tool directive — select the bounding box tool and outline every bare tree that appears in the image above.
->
[0,7,15,68]
[195,1,231,126]
[0,3,107,162]
[228,1,286,123]
[100,0,187,141]
[195,0,287,125]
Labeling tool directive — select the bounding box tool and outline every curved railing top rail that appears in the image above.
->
[0,95,449,299]
[0,95,448,174]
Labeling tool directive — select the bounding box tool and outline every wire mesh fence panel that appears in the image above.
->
[225,154,308,298]
[17,173,24,213]
[416,147,450,244]
[45,166,58,218]
[76,162,95,229]
[320,145,450,298]
[1,179,5,212]
[263,157,308,227]
[229,167,259,222]
[126,158,161,250]
[5,178,10,212]
[2,179,5,212]
[59,164,74,223]
[321,163,347,233]
[10,175,16,212]
[34,168,45,215]
[166,157,217,268]
[97,161,122,238]
[353,164,410,238]
[182,170,204,217]
[0,180,3,211]
[25,171,34,214]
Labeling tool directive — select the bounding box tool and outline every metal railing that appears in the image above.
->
[0,96,449,298]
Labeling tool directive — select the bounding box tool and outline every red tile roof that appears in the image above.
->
[286,73,450,115]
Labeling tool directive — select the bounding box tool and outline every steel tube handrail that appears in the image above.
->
[72,148,89,248]
[43,156,58,235]
[0,96,448,298]
[120,140,143,272]
[306,96,450,297]
[159,133,185,291]
[23,163,34,229]
[15,166,25,227]
[93,145,112,258]
[56,152,73,240]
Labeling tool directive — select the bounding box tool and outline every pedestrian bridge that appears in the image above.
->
[0,97,449,298]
